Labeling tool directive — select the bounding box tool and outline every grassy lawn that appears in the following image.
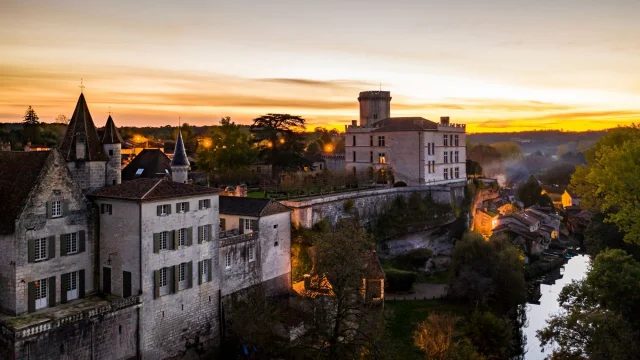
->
[385,300,468,359]
[247,191,266,198]
[418,266,453,284]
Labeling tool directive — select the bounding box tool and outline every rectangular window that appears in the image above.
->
[101,204,112,215]
[202,260,209,280]
[352,135,356,146]
[178,228,186,247]
[51,200,62,218]
[352,151,356,162]
[444,152,448,163]
[248,244,255,262]
[159,204,169,216]
[198,199,211,210]
[200,225,208,243]
[159,267,168,287]
[449,134,453,146]
[370,151,373,163]
[66,233,78,254]
[177,202,188,213]
[455,167,460,179]
[369,135,373,146]
[454,151,459,163]
[219,218,226,232]
[225,252,232,269]
[34,238,47,261]
[178,263,186,282]
[450,151,453,163]
[454,135,459,146]
[378,153,386,164]
[66,271,79,301]
[34,278,48,310]
[245,219,254,231]
[135,168,144,175]
[159,231,168,250]
[377,136,385,147]
[443,135,448,147]
[444,168,449,180]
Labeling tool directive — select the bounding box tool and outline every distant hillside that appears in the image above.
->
[468,130,609,155]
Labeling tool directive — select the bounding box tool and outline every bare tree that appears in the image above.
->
[55,114,69,124]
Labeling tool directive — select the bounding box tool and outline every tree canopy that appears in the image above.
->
[197,117,257,177]
[23,106,39,125]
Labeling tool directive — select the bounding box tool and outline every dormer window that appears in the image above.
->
[136,169,144,176]
[75,133,86,159]
[51,200,62,218]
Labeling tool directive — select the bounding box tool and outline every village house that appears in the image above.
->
[562,189,581,208]
[493,206,561,256]
[344,91,467,186]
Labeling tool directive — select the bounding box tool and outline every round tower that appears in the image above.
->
[171,131,190,183]
[102,115,123,186]
[358,91,392,127]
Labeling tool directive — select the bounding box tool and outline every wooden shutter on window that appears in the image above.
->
[239,219,245,234]
[48,276,56,307]
[175,203,180,213]
[187,261,193,288]
[153,270,160,299]
[108,205,112,215]
[220,218,226,231]
[153,233,159,253]
[28,281,36,313]
[172,265,178,293]
[28,239,35,263]
[167,204,172,215]
[186,228,193,246]
[48,236,55,260]
[197,226,203,244]
[60,234,67,257]
[207,259,213,282]
[60,273,68,303]
[79,269,85,298]
[46,201,51,218]
[207,225,212,242]
[172,230,178,249]
[157,205,162,216]
[79,231,86,253]
[101,204,105,214]
[251,219,259,231]
[198,261,203,285]
[185,202,190,211]
[62,200,69,217]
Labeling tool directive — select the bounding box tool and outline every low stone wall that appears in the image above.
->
[281,182,466,228]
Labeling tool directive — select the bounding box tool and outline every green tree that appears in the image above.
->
[537,249,640,359]
[516,175,543,208]
[197,117,257,179]
[464,310,513,360]
[539,162,576,185]
[491,141,522,160]
[250,113,312,178]
[466,159,483,176]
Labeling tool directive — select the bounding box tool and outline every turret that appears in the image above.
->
[102,115,123,185]
[170,131,190,183]
[358,91,392,127]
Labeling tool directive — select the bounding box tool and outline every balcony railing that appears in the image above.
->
[220,229,259,247]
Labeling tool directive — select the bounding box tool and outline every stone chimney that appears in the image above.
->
[440,116,450,125]
[351,120,357,126]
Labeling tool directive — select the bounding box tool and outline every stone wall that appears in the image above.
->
[66,160,107,191]
[103,144,121,186]
[281,183,466,229]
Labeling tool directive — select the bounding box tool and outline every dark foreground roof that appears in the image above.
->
[219,196,291,217]
[91,178,218,201]
[171,131,190,167]
[372,117,439,132]
[58,93,109,161]
[122,149,171,181]
[0,151,51,234]
[102,115,123,144]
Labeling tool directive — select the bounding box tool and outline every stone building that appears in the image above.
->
[0,93,292,359]
[344,91,467,186]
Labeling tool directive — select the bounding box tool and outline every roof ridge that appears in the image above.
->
[141,178,164,199]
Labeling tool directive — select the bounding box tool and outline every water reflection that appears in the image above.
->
[524,255,591,360]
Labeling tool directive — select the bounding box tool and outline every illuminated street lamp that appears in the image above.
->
[324,144,333,153]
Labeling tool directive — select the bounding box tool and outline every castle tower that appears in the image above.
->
[170,131,190,183]
[358,91,392,127]
[58,93,108,191]
[102,115,123,186]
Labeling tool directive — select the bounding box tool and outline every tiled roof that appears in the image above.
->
[170,131,190,167]
[58,94,109,161]
[0,151,51,234]
[101,115,123,144]
[372,117,439,132]
[219,196,291,217]
[122,149,171,181]
[90,178,218,201]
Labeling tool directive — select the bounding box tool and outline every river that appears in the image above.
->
[523,255,591,360]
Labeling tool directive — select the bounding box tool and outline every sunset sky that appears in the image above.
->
[2,0,640,133]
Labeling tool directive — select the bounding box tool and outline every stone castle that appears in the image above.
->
[0,93,291,359]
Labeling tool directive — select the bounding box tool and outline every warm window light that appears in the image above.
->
[279,138,285,144]
[267,142,273,148]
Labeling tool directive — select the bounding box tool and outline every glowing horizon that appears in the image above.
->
[2,0,640,133]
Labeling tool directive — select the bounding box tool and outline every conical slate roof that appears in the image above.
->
[102,115,123,144]
[170,131,190,167]
[58,93,108,161]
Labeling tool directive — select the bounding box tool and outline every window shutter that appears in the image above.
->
[79,231,86,253]
[167,204,172,215]
[239,219,245,234]
[198,261,202,285]
[185,202,190,212]
[60,273,68,303]
[187,227,193,246]
[176,203,180,213]
[220,218,226,231]
[28,281,36,313]
[79,269,85,298]
[197,226,203,244]
[207,259,213,282]
[172,265,178,293]
[48,276,56,307]
[28,239,35,263]
[101,204,105,214]
[187,261,193,288]
[207,224,212,242]
[60,234,68,256]
[252,219,259,231]
[108,206,112,215]
[153,270,160,299]
[46,201,51,218]
[172,230,178,249]
[153,233,159,253]
[157,205,162,216]
[48,236,55,260]
[207,199,211,208]
[62,200,69,217]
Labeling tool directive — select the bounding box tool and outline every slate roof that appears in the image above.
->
[58,93,109,161]
[90,178,218,201]
[372,117,439,132]
[170,131,190,167]
[122,149,172,181]
[219,196,291,217]
[101,115,123,144]
[0,151,51,234]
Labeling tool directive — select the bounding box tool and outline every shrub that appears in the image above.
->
[391,249,433,270]
[343,199,355,213]
[385,267,417,292]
